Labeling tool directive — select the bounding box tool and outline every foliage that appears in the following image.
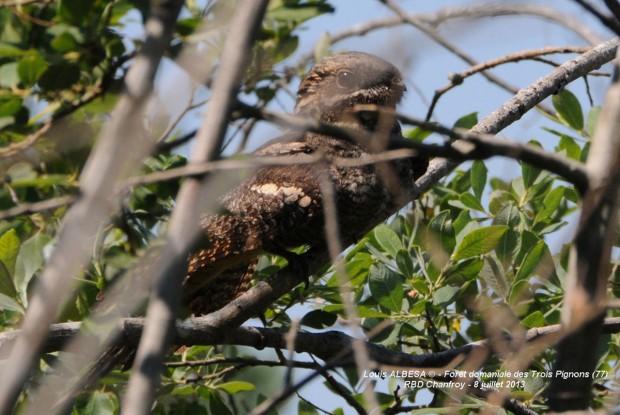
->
[0,1,618,415]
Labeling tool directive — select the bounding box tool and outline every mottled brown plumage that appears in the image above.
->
[183,52,428,315]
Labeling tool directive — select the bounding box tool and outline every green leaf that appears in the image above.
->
[0,96,22,117]
[0,261,17,300]
[0,229,19,277]
[552,89,584,131]
[0,292,23,313]
[479,254,509,299]
[14,234,51,304]
[216,381,255,394]
[410,277,430,297]
[18,52,48,86]
[470,160,487,200]
[516,240,554,281]
[458,192,486,213]
[586,106,601,137]
[446,257,483,281]
[0,42,25,58]
[82,391,116,415]
[369,264,403,312]
[50,31,80,52]
[453,112,478,129]
[299,399,320,415]
[268,3,335,24]
[521,141,542,188]
[322,304,390,318]
[534,186,564,225]
[508,279,531,313]
[556,135,581,160]
[373,224,402,258]
[0,116,14,130]
[492,202,521,227]
[0,62,19,88]
[452,225,509,261]
[521,311,546,328]
[176,17,202,37]
[395,249,414,277]
[58,0,95,25]
[39,63,81,90]
[272,34,298,63]
[427,210,455,254]
[432,285,459,306]
[405,125,435,142]
[300,310,337,329]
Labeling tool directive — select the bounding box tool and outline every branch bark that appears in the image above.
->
[546,45,620,412]
[1,317,619,369]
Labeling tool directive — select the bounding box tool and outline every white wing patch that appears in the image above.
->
[251,183,312,207]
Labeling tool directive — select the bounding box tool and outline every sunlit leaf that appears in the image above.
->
[0,229,19,277]
[369,264,403,312]
[217,381,255,394]
[452,225,509,261]
[373,224,402,258]
[552,89,584,131]
[470,160,487,200]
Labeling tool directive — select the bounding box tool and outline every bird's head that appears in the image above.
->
[294,51,405,131]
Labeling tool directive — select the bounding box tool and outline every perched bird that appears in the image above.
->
[183,51,428,315]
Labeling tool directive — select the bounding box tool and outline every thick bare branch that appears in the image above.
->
[547,45,620,411]
[1,317,619,369]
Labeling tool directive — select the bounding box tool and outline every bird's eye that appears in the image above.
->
[336,71,357,89]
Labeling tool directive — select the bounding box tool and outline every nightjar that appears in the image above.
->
[183,51,428,315]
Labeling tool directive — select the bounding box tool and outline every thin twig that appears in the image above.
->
[314,156,380,412]
[573,0,620,36]
[297,4,603,69]
[0,195,76,221]
[426,46,591,121]
[0,0,53,5]
[164,356,318,370]
[0,121,52,158]
[317,366,367,415]
[380,0,548,116]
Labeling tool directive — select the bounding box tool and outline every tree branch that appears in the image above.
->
[230,102,590,194]
[426,46,592,121]
[329,4,604,47]
[547,44,620,411]
[1,317,619,370]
